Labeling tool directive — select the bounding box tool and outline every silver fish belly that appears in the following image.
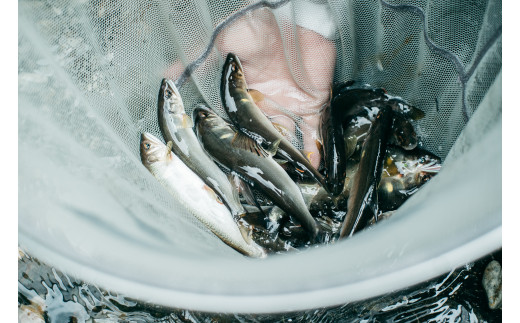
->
[140,132,266,258]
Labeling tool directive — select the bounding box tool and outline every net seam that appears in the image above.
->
[380,0,502,122]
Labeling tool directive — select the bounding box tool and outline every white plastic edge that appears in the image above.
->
[19,224,501,313]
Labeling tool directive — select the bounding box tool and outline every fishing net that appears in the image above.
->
[18,0,501,313]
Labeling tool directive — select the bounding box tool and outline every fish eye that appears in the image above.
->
[145,143,151,150]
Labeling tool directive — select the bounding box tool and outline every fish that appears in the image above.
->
[320,85,386,195]
[321,81,424,195]
[194,106,320,240]
[385,96,425,120]
[342,114,373,161]
[343,110,419,160]
[389,113,418,150]
[339,105,394,238]
[157,79,252,241]
[220,53,327,189]
[378,145,441,211]
[139,132,266,258]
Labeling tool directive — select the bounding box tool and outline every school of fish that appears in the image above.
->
[139,52,442,257]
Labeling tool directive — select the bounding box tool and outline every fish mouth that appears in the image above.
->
[140,132,165,164]
[224,53,244,76]
[140,132,165,153]
[159,78,184,114]
[141,132,163,145]
[161,78,180,99]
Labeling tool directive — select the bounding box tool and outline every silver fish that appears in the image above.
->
[221,53,327,189]
[140,132,266,258]
[194,107,320,240]
[157,79,252,241]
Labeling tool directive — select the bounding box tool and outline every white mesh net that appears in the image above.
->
[19,0,501,312]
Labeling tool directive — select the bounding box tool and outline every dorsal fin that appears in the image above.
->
[266,138,281,156]
[409,106,425,120]
[231,132,268,157]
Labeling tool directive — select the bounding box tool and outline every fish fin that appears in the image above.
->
[345,135,358,159]
[273,157,288,165]
[237,218,253,244]
[272,122,300,148]
[232,132,268,157]
[227,172,243,209]
[409,107,425,120]
[242,183,267,218]
[247,89,265,103]
[272,122,290,137]
[266,138,281,156]
[315,139,324,157]
[165,141,173,157]
[182,114,194,128]
[230,171,257,207]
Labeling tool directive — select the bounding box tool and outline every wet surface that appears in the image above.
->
[18,247,501,322]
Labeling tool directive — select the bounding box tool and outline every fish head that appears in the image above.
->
[223,53,247,89]
[394,154,442,187]
[140,132,169,167]
[392,115,418,150]
[158,78,185,115]
[194,105,226,131]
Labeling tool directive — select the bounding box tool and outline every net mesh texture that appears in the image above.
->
[18,0,502,312]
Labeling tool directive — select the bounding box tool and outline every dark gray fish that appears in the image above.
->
[220,53,327,190]
[389,113,418,150]
[320,84,386,195]
[194,106,319,240]
[339,105,394,238]
[157,79,252,241]
[342,114,373,160]
[323,83,423,196]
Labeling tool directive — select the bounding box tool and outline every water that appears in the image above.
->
[18,247,501,322]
